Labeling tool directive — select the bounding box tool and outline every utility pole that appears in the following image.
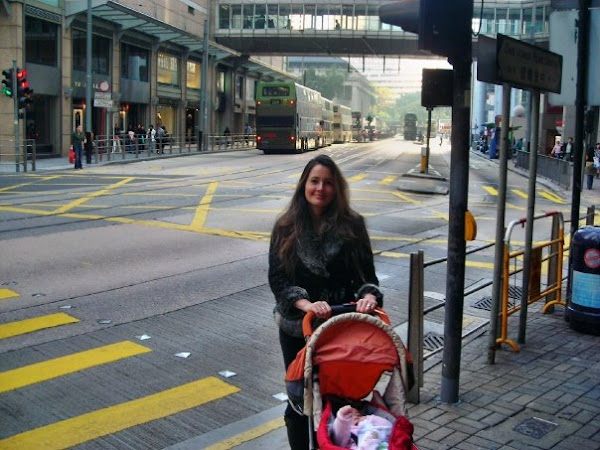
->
[199,19,210,151]
[86,0,92,135]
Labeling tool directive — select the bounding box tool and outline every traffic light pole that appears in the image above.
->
[12,60,20,173]
[440,0,473,404]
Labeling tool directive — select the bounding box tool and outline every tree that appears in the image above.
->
[302,68,348,100]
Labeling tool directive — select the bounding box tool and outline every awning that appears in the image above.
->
[65,0,237,59]
[65,0,296,80]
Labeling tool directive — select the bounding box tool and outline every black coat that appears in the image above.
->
[269,215,382,337]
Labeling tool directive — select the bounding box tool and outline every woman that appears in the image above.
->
[268,155,383,449]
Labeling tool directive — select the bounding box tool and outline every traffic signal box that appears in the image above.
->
[379,0,471,59]
[16,69,33,110]
[2,68,13,97]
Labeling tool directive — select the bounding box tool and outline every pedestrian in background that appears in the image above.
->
[268,155,382,450]
[561,137,574,161]
[551,140,563,159]
[584,145,596,189]
[224,126,231,147]
[148,125,156,153]
[71,125,84,170]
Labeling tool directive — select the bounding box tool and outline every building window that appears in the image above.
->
[217,71,226,93]
[25,16,58,66]
[235,75,243,100]
[72,29,110,75]
[121,43,149,82]
[158,52,180,86]
[187,61,201,89]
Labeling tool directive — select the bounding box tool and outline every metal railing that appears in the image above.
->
[514,150,572,188]
[89,132,257,163]
[0,139,37,172]
[405,207,596,404]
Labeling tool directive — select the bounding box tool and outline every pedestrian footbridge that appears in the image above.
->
[214,0,551,56]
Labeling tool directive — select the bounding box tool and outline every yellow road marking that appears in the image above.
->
[392,191,421,205]
[53,177,135,214]
[0,341,151,393]
[0,175,61,193]
[511,189,528,199]
[348,173,368,182]
[0,313,79,340]
[0,377,240,450]
[483,186,498,196]
[379,175,397,185]
[287,172,302,179]
[380,251,495,269]
[539,190,566,204]
[190,181,219,231]
[0,288,19,300]
[206,417,285,450]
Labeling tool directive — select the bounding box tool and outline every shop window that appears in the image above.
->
[121,43,149,82]
[158,52,180,86]
[72,29,110,75]
[25,16,58,67]
[187,61,201,89]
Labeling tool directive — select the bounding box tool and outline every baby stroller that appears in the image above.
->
[285,304,417,450]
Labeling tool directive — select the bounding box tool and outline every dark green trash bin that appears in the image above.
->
[568,226,600,335]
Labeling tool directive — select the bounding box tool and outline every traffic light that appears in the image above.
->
[379,0,471,58]
[16,68,33,110]
[2,68,13,97]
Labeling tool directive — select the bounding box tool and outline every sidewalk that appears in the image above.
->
[0,144,256,173]
[170,303,599,450]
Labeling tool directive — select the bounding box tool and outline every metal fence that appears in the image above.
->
[405,206,597,404]
[0,139,37,172]
[514,150,572,188]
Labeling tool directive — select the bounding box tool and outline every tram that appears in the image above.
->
[255,81,323,154]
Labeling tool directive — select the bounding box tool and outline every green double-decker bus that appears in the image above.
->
[256,81,323,154]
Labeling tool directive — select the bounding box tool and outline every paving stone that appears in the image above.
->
[465,435,505,449]
[423,425,454,442]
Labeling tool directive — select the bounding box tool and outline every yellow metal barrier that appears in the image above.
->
[496,212,565,352]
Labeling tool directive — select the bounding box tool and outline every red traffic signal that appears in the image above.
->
[16,67,33,110]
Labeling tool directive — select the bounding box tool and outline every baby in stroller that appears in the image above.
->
[331,404,393,449]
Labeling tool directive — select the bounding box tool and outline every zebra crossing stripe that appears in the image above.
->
[0,313,79,340]
[0,341,152,394]
[0,377,240,450]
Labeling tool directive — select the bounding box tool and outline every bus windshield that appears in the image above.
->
[262,86,290,97]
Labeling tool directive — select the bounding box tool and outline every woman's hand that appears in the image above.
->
[310,301,331,319]
[294,299,331,319]
[356,293,378,314]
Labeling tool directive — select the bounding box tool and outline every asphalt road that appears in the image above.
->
[0,139,571,449]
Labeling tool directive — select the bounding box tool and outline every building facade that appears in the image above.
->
[0,0,292,158]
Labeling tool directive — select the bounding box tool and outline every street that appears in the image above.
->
[0,139,573,449]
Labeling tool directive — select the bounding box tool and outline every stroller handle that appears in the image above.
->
[302,303,390,338]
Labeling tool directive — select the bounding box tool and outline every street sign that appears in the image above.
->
[93,98,113,108]
[94,91,111,100]
[477,34,562,93]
